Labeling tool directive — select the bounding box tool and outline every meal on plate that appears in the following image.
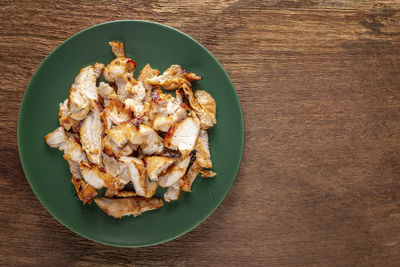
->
[44,41,217,218]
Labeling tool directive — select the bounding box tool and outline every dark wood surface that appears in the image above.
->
[1,0,400,265]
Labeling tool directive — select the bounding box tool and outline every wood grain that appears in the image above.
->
[2,0,400,265]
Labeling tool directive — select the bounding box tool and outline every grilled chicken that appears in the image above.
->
[119,156,147,196]
[104,42,137,101]
[138,63,160,100]
[195,129,212,168]
[180,160,202,192]
[45,41,217,219]
[159,155,191,187]
[201,170,217,178]
[164,181,181,202]
[102,134,136,158]
[58,99,80,131]
[109,41,125,58]
[98,82,117,99]
[145,179,158,198]
[80,161,118,189]
[71,63,104,102]
[143,156,175,182]
[71,177,97,204]
[80,105,103,164]
[164,117,200,157]
[104,188,137,198]
[101,98,132,131]
[147,64,201,90]
[195,90,216,125]
[45,127,87,178]
[94,197,163,218]
[181,84,215,129]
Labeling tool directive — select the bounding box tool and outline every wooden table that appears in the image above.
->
[1,1,400,265]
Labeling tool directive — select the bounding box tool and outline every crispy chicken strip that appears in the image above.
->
[94,197,163,218]
[80,161,118,189]
[80,105,103,164]
[180,160,202,192]
[195,129,212,168]
[159,155,191,187]
[119,156,147,197]
[164,117,200,157]
[71,177,97,204]
[147,65,201,90]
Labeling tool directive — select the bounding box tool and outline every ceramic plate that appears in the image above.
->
[18,20,244,247]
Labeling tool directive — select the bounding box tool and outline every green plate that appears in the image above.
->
[18,20,244,247]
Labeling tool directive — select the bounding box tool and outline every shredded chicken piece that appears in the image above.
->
[138,63,160,100]
[143,156,175,182]
[145,179,158,198]
[109,41,125,58]
[102,134,136,158]
[80,105,103,164]
[45,127,87,178]
[119,156,147,197]
[164,181,181,202]
[180,160,202,192]
[159,155,191,187]
[98,82,117,99]
[101,98,132,131]
[164,117,200,157]
[80,161,118,189]
[147,64,201,90]
[71,177,97,204]
[195,129,212,168]
[201,170,217,178]
[105,187,137,198]
[94,197,163,218]
[181,84,216,129]
[104,43,137,101]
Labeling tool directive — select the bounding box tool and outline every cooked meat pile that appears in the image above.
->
[44,41,217,218]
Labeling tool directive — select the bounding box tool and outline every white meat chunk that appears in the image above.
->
[159,155,191,187]
[164,181,181,202]
[80,106,103,164]
[45,127,87,178]
[98,82,117,99]
[182,84,216,129]
[119,156,146,197]
[102,134,136,158]
[128,124,164,155]
[195,129,212,168]
[164,117,200,157]
[80,161,118,189]
[94,197,163,218]
[180,160,202,192]
[147,64,201,90]
[143,156,175,182]
[71,63,104,102]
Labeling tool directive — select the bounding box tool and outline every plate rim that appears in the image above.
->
[17,19,245,247]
